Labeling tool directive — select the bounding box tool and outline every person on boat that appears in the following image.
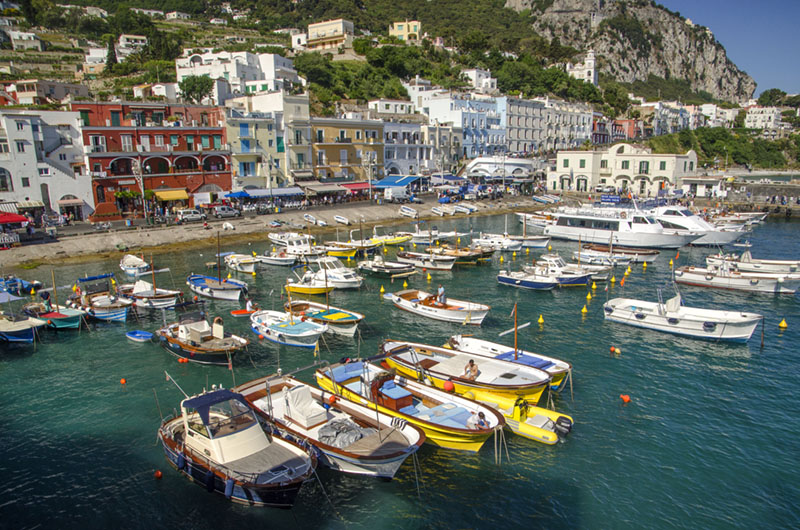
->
[245,298,257,312]
[437,284,446,305]
[463,359,478,380]
[467,411,488,429]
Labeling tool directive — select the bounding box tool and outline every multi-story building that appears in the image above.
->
[71,102,230,210]
[3,79,89,105]
[367,99,416,116]
[389,20,421,42]
[131,8,164,17]
[7,30,42,51]
[550,143,698,195]
[461,68,497,95]
[0,109,92,219]
[306,18,354,51]
[535,96,593,151]
[421,122,463,173]
[81,47,107,78]
[426,93,505,159]
[745,106,782,129]
[176,50,302,96]
[699,104,739,128]
[310,114,383,182]
[495,95,546,154]
[225,108,281,190]
[565,49,598,86]
[636,101,690,136]
[165,11,190,20]
[383,121,432,175]
[117,34,148,59]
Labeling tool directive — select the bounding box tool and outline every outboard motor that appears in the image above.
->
[555,416,573,436]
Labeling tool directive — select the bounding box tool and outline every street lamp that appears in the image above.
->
[132,159,148,224]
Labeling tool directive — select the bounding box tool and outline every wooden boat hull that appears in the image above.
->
[187,274,247,301]
[497,271,558,291]
[390,290,489,325]
[674,267,800,294]
[582,244,659,263]
[23,304,85,329]
[285,301,363,336]
[157,334,240,365]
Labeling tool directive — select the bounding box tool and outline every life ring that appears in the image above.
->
[213,316,224,325]
[620,212,627,219]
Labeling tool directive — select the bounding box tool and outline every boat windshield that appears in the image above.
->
[206,398,258,438]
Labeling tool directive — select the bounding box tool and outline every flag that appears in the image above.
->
[675,251,680,259]
[620,277,626,287]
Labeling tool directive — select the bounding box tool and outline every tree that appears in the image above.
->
[105,36,117,68]
[179,75,214,104]
[758,88,786,107]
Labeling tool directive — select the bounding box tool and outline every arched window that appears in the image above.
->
[96,185,105,203]
[0,168,12,192]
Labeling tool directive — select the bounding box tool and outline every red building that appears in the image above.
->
[70,102,231,210]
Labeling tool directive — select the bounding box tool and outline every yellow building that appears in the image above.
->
[310,116,384,182]
[307,18,354,51]
[389,20,421,41]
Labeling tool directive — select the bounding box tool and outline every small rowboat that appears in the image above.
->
[285,300,364,336]
[126,330,154,342]
[388,289,490,325]
[399,206,418,219]
[303,213,317,225]
[120,254,150,276]
[224,253,259,273]
[334,215,351,225]
[250,310,327,348]
[230,308,256,318]
[316,218,328,227]
[186,274,248,301]
[582,243,659,263]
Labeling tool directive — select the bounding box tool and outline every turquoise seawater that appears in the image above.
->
[2,215,799,529]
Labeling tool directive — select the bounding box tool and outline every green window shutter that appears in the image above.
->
[277,136,284,153]
[170,135,179,146]
[201,135,210,148]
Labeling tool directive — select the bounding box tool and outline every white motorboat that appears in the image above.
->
[250,310,327,348]
[472,232,523,252]
[525,254,592,286]
[542,207,701,248]
[357,255,416,278]
[388,289,490,325]
[447,335,573,392]
[581,243,660,264]
[257,250,296,266]
[223,253,258,273]
[674,264,800,294]
[120,279,181,310]
[308,256,363,289]
[283,235,327,259]
[237,375,424,479]
[269,232,315,246]
[649,206,746,246]
[603,292,763,342]
[706,250,800,274]
[371,226,412,246]
[334,215,350,225]
[572,248,632,267]
[396,251,456,271]
[497,269,558,290]
[399,205,418,219]
[186,274,248,301]
[119,254,150,276]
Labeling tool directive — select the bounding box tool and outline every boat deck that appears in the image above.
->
[225,443,308,483]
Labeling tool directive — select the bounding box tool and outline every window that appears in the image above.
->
[621,160,629,170]
[79,110,90,127]
[16,121,23,131]
[201,135,210,149]
[639,161,649,174]
[38,168,49,176]
[317,151,325,165]
[579,159,586,169]
[385,104,390,110]
[0,169,11,191]
[683,161,687,171]
[356,130,361,140]
[339,130,347,141]
[170,135,179,146]
[689,161,694,171]
[563,159,569,168]
[316,130,324,142]
[213,135,222,149]
[21,177,29,187]
[155,135,164,147]
[340,149,348,164]
[600,160,608,169]
[15,141,24,153]
[59,153,66,161]
[31,124,38,132]
[268,139,273,147]
[267,124,272,131]
[659,161,666,171]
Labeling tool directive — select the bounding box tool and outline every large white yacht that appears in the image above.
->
[647,206,746,246]
[541,207,701,249]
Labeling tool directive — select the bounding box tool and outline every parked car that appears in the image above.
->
[595,185,615,193]
[176,209,207,222]
[213,205,241,218]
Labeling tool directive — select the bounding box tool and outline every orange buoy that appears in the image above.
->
[328,395,337,404]
[47,320,52,325]
[610,346,616,353]
[193,296,198,302]
[620,394,631,403]
[443,380,455,392]
[120,378,127,385]
[258,334,264,340]
[154,470,163,479]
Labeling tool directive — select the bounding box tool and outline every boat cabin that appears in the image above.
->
[176,312,224,344]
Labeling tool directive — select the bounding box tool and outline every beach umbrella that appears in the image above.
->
[0,212,29,224]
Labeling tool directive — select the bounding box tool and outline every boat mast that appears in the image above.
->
[150,256,157,291]
[514,302,518,361]
[51,269,59,309]
[286,279,294,324]
[216,232,222,283]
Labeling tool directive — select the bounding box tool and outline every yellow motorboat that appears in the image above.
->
[284,274,335,295]
[381,340,551,406]
[322,242,358,259]
[498,397,573,445]
[372,225,412,246]
[315,361,504,452]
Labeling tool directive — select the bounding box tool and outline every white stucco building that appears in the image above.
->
[461,68,497,95]
[535,96,593,151]
[566,49,598,86]
[367,99,416,116]
[745,106,782,129]
[176,51,303,97]
[700,104,739,128]
[496,95,546,154]
[549,143,698,196]
[0,109,93,219]
[425,93,505,159]
[383,121,433,175]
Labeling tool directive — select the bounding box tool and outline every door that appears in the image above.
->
[241,139,250,153]
[297,153,305,169]
[110,111,120,127]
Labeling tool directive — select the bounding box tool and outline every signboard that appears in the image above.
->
[601,194,621,203]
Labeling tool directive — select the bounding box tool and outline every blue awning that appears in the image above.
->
[430,174,464,185]
[245,187,304,198]
[373,175,421,189]
[225,191,249,198]
[182,389,250,426]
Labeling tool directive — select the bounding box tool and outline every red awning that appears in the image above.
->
[340,182,372,192]
[0,212,29,224]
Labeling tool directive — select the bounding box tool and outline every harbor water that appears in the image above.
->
[2,214,799,529]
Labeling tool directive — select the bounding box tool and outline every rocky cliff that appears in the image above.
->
[505,0,755,102]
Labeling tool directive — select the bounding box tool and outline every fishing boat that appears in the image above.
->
[603,291,763,342]
[706,250,800,274]
[257,250,296,266]
[431,245,491,265]
[396,251,456,271]
[448,335,572,392]
[308,256,363,289]
[381,340,551,407]
[371,226,412,246]
[285,300,364,336]
[582,243,659,263]
[0,291,47,342]
[69,273,133,322]
[471,233,523,252]
[187,234,248,301]
[237,374,424,478]
[250,310,327,348]
[283,235,327,259]
[399,205,418,219]
[285,270,335,295]
[357,255,416,278]
[315,360,503,452]
[119,254,150,276]
[22,271,86,329]
[343,227,381,256]
[497,269,558,290]
[334,215,351,225]
[224,253,258,274]
[321,242,358,259]
[119,279,182,310]
[388,288,490,325]
[526,254,592,286]
[156,311,249,365]
[157,386,315,507]
[0,276,42,296]
[673,264,800,294]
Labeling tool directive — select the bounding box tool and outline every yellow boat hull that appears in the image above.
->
[285,285,335,295]
[385,357,548,406]
[381,235,412,245]
[326,248,358,258]
[315,373,491,452]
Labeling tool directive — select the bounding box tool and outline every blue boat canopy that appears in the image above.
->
[78,273,115,283]
[373,175,421,189]
[224,191,249,199]
[182,389,250,425]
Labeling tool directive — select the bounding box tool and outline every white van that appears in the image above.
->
[177,209,207,222]
[384,187,409,203]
